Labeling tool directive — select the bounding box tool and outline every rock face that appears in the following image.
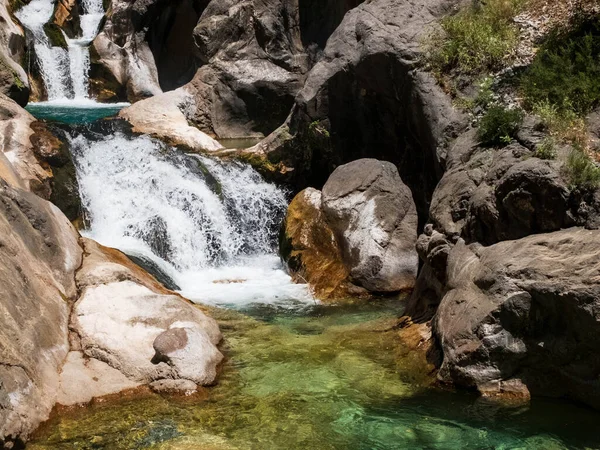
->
[435,229,600,406]
[245,0,462,222]
[0,180,82,445]
[0,0,29,106]
[281,159,419,297]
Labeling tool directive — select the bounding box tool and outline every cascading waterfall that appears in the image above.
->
[16,0,70,100]
[69,131,311,306]
[17,0,104,101]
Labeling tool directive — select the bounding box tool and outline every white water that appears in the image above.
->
[18,0,104,101]
[69,132,312,307]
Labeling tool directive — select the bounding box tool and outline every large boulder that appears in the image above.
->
[281,159,419,296]
[280,187,362,300]
[322,159,419,292]
[0,180,82,445]
[434,228,600,408]
[65,239,223,403]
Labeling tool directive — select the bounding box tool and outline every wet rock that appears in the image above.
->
[280,187,363,300]
[0,180,82,443]
[435,228,600,409]
[50,0,81,39]
[322,159,419,293]
[0,0,29,106]
[119,88,223,151]
[150,378,197,394]
[70,238,223,387]
[281,159,419,296]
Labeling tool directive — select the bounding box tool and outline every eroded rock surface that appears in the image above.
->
[281,159,419,297]
[0,0,29,105]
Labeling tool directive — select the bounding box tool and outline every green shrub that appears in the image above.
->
[534,137,557,160]
[533,100,587,145]
[564,146,600,189]
[428,0,524,76]
[521,20,600,116]
[477,105,524,146]
[474,76,496,109]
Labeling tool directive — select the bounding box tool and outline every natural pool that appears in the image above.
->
[28,300,600,450]
[26,101,129,124]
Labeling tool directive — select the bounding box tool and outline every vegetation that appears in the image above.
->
[43,23,68,49]
[521,21,600,116]
[477,105,524,146]
[564,145,600,189]
[427,0,524,77]
[534,137,558,160]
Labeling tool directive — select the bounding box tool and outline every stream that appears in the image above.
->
[17,0,600,447]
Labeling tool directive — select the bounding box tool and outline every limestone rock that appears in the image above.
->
[322,159,419,292]
[280,187,361,300]
[69,238,223,389]
[434,228,600,408]
[119,88,223,151]
[0,180,82,444]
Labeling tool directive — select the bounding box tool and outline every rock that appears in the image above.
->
[50,0,81,39]
[57,352,141,406]
[322,159,419,292]
[250,0,464,220]
[434,228,600,409]
[150,378,197,394]
[0,0,29,106]
[69,238,223,387]
[119,88,223,151]
[0,95,52,197]
[0,180,82,444]
[280,187,362,300]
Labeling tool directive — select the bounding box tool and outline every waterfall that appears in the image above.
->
[69,131,311,306]
[17,0,104,101]
[16,0,70,100]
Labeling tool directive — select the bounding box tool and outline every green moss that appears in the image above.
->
[43,23,68,48]
[427,0,524,77]
[477,105,524,147]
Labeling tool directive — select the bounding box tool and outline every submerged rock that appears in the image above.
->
[281,159,419,297]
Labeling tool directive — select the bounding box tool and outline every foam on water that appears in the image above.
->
[69,132,312,308]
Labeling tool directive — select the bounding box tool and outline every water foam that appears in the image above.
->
[69,132,312,308]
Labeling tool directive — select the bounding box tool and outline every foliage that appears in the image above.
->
[564,145,600,189]
[427,0,524,77]
[534,137,557,160]
[477,105,524,146]
[521,20,600,115]
[532,100,588,145]
[474,76,496,110]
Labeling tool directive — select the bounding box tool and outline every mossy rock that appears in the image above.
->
[43,23,68,48]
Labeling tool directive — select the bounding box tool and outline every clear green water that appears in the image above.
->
[25,102,128,124]
[28,300,600,449]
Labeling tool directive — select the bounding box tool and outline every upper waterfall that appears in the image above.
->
[17,0,105,101]
[68,130,311,307]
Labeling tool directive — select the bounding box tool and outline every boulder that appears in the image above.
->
[0,0,29,106]
[50,0,81,38]
[434,228,600,408]
[0,180,82,445]
[67,238,223,399]
[280,187,362,300]
[281,159,419,296]
[118,88,223,151]
[322,159,419,292]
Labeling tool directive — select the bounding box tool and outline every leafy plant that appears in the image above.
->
[477,105,524,146]
[427,0,524,76]
[534,137,557,160]
[564,146,600,189]
[533,100,587,145]
[521,20,600,115]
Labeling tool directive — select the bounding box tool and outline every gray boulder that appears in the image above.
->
[321,159,419,292]
[435,228,600,408]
